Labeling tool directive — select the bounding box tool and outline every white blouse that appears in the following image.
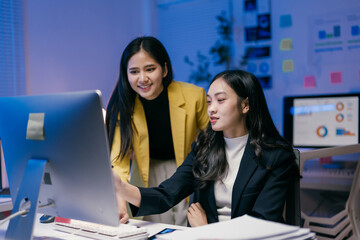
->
[214,134,248,222]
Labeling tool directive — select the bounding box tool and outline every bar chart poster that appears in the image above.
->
[308,8,360,65]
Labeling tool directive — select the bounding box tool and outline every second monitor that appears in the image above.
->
[283,93,360,148]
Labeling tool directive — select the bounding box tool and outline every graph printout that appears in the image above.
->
[293,96,358,146]
[308,8,360,65]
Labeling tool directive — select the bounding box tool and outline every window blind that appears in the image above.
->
[0,0,26,97]
[157,0,232,86]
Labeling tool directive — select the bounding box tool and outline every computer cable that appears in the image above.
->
[0,199,54,225]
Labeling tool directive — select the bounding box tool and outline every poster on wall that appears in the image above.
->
[243,0,273,89]
[308,8,360,65]
[245,46,272,88]
[245,14,271,41]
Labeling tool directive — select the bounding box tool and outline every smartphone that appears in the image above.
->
[148,228,177,240]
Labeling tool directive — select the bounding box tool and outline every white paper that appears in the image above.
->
[156,215,307,240]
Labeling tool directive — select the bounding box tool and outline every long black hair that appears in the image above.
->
[193,70,293,188]
[106,36,173,161]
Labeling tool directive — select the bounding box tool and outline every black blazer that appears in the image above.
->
[131,140,295,224]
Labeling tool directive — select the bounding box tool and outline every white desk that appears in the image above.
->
[0,198,12,213]
[0,214,315,240]
[0,214,186,239]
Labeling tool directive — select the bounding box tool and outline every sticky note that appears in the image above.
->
[282,59,294,72]
[280,14,292,28]
[280,38,292,51]
[330,71,342,84]
[26,113,45,140]
[304,75,316,88]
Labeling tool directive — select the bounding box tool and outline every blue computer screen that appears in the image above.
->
[283,93,360,148]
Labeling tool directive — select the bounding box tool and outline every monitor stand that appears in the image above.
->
[5,158,47,240]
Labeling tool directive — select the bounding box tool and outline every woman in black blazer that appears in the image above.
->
[113,70,297,227]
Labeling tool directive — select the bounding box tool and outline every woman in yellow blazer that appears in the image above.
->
[106,37,209,226]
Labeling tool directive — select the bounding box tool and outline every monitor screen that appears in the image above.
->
[283,93,360,148]
[0,90,119,238]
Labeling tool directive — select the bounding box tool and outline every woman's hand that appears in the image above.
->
[112,170,129,223]
[117,198,130,224]
[112,169,141,222]
[187,202,208,227]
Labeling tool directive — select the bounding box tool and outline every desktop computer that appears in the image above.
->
[283,93,360,190]
[0,90,120,239]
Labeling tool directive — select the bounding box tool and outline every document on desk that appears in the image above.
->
[156,215,315,240]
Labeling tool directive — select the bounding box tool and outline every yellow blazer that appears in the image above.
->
[111,81,209,187]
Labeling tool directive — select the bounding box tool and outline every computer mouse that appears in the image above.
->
[40,214,55,223]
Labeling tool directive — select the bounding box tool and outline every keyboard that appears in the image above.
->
[301,161,356,191]
[54,218,149,240]
[302,167,355,179]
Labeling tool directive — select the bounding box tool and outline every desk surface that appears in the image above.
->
[0,197,12,213]
[0,189,12,214]
[0,214,186,239]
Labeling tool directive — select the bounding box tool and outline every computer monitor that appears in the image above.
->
[0,90,119,239]
[283,93,360,148]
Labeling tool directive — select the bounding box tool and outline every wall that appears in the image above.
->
[233,0,360,133]
[268,0,360,133]
[157,0,360,134]
[22,0,157,106]
[22,0,360,131]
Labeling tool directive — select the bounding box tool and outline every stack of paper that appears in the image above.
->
[157,215,316,240]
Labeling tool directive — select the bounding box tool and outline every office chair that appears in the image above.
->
[347,158,360,238]
[300,144,360,240]
[284,149,301,226]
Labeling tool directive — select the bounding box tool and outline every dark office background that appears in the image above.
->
[1,0,360,134]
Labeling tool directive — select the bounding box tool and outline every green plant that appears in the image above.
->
[184,11,233,84]
[184,52,212,84]
[209,11,232,69]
